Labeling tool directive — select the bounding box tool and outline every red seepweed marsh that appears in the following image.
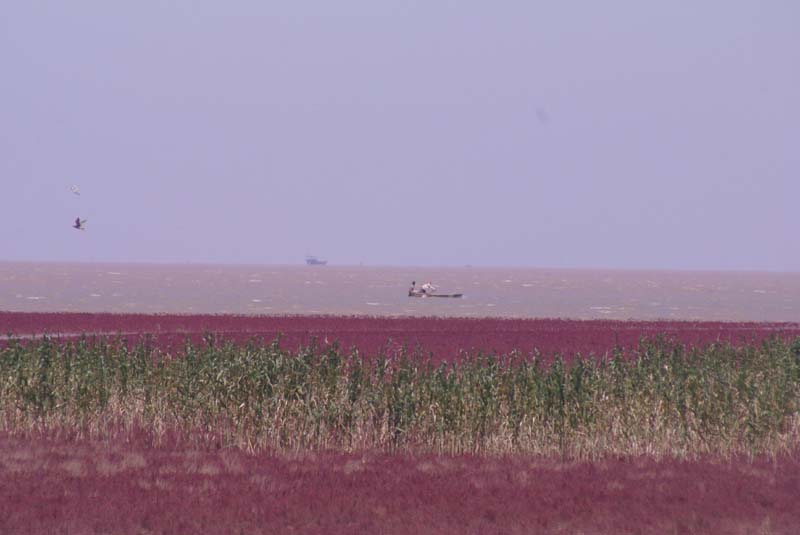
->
[2,312,800,534]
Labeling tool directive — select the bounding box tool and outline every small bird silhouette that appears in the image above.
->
[72,217,87,230]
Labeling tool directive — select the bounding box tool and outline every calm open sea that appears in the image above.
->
[0,262,798,321]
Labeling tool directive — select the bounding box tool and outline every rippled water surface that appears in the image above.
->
[1,262,799,321]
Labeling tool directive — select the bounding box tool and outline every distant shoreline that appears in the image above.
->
[2,259,799,274]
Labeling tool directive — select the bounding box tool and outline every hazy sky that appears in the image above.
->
[2,1,797,270]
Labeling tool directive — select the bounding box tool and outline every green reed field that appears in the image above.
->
[1,335,799,459]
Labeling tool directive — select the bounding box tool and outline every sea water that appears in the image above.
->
[1,262,798,321]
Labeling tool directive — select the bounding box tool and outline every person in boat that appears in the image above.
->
[409,281,439,297]
[421,282,437,294]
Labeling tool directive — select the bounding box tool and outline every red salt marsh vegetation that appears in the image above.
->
[3,311,799,362]
[2,434,800,535]
[3,311,800,533]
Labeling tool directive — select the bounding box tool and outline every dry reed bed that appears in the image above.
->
[2,334,799,458]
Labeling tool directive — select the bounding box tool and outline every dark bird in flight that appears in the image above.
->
[73,217,87,230]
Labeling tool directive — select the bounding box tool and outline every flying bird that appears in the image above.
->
[72,217,87,230]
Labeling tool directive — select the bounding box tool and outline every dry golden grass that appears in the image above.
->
[2,336,799,460]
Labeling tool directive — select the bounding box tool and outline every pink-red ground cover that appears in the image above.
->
[2,311,799,362]
[1,434,798,535]
[4,312,800,533]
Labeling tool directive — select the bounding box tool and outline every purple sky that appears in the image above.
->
[2,2,797,270]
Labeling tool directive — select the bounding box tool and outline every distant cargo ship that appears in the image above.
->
[305,255,328,266]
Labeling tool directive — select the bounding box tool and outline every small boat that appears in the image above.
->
[305,255,328,266]
[408,281,462,298]
[409,291,463,298]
